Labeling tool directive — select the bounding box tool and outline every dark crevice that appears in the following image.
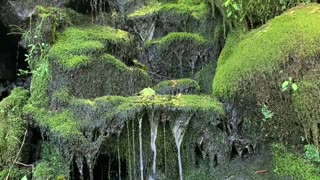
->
[0,20,30,101]
[230,145,238,160]
[66,0,111,15]
[93,153,127,180]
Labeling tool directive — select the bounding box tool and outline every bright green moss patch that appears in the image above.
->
[154,78,200,95]
[0,88,29,167]
[23,105,82,139]
[213,4,320,98]
[128,2,207,19]
[145,32,206,47]
[273,144,320,179]
[49,26,130,70]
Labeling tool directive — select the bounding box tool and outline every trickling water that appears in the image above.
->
[163,123,167,176]
[172,114,193,180]
[118,138,121,180]
[149,110,158,178]
[139,117,144,180]
[75,156,84,180]
[127,123,132,180]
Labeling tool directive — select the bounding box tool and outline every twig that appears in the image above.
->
[14,162,34,168]
[6,129,28,180]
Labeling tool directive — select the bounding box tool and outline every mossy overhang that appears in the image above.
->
[212,4,320,99]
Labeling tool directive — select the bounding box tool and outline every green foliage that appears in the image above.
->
[213,4,320,98]
[273,143,320,179]
[281,77,298,92]
[261,104,273,122]
[139,87,156,100]
[304,144,320,163]
[0,88,29,168]
[33,143,69,180]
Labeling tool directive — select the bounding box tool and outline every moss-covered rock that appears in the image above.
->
[212,4,320,142]
[195,62,216,94]
[48,26,151,99]
[0,88,29,178]
[154,78,200,95]
[142,32,216,82]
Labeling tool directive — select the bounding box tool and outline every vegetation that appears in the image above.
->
[273,144,320,179]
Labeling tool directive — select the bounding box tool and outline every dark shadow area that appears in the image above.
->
[66,0,111,15]
[230,145,238,160]
[0,20,29,100]
[93,153,127,180]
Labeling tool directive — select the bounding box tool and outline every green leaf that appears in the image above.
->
[224,0,231,7]
[232,4,239,10]
[21,176,28,180]
[227,11,232,17]
[281,81,289,91]
[291,83,298,92]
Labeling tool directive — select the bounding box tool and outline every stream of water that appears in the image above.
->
[139,117,144,180]
[149,110,158,179]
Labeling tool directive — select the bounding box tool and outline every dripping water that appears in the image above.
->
[172,114,193,180]
[139,116,144,180]
[127,122,132,180]
[149,110,158,179]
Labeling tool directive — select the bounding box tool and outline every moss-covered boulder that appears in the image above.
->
[213,4,320,143]
[48,26,151,100]
[24,94,226,179]
[0,88,29,179]
[142,32,216,82]
[154,78,200,95]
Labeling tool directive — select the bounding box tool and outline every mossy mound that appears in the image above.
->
[142,32,215,82]
[25,94,225,179]
[0,88,29,178]
[48,26,151,99]
[213,4,320,98]
[212,4,320,143]
[154,78,200,95]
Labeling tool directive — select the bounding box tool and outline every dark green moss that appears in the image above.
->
[195,62,216,94]
[273,144,320,179]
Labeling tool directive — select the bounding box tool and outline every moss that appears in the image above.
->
[272,144,320,179]
[49,26,130,70]
[0,88,29,167]
[213,4,320,98]
[154,78,200,95]
[33,143,69,180]
[23,104,82,139]
[145,32,206,47]
[292,68,320,147]
[195,62,216,94]
[128,1,208,19]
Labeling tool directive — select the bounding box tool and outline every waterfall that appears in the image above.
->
[127,122,132,180]
[132,120,137,179]
[172,114,194,180]
[139,116,144,180]
[149,110,158,179]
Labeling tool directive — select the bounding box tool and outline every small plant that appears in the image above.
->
[304,144,320,163]
[282,77,298,92]
[261,104,273,122]
[224,0,240,18]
